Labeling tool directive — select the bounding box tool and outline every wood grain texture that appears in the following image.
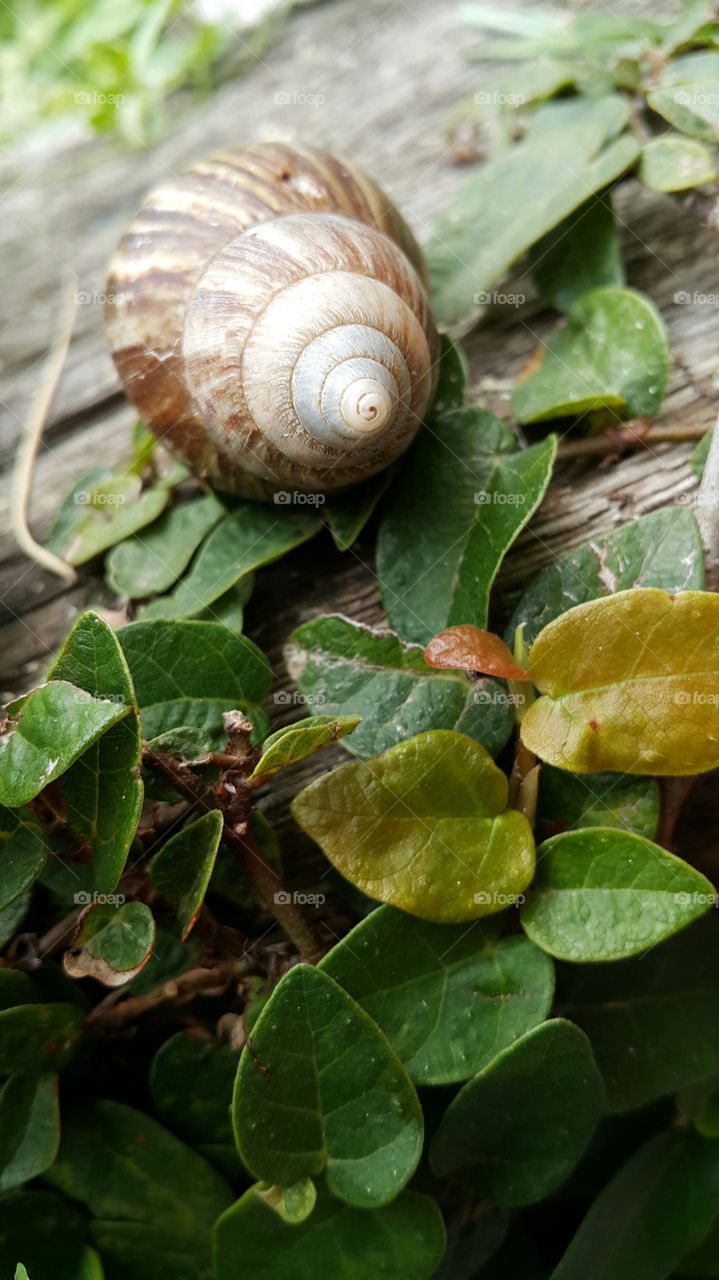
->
[1,0,716,852]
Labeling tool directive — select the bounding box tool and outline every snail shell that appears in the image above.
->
[105,143,440,500]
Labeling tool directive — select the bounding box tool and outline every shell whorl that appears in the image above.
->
[106,143,439,499]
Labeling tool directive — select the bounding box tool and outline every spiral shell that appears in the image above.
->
[106,143,440,499]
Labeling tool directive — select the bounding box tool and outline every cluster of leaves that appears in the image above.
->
[3,321,719,1278]
[0,0,291,148]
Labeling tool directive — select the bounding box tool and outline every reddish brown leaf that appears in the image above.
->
[424,626,531,680]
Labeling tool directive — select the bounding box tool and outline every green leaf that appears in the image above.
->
[549,1129,719,1280]
[233,964,423,1207]
[105,492,225,598]
[251,715,361,779]
[47,610,143,892]
[140,506,320,620]
[292,730,535,923]
[0,969,38,1011]
[376,410,556,643]
[45,1100,233,1234]
[558,914,719,1111]
[640,133,718,191]
[0,1074,59,1189]
[63,901,155,986]
[506,507,705,649]
[0,681,130,808]
[0,807,49,909]
[0,890,31,947]
[321,906,554,1084]
[693,428,713,478]
[15,1267,30,1280]
[322,473,391,551]
[256,1180,317,1225]
[513,287,669,424]
[521,828,715,961]
[288,615,513,759]
[47,469,169,566]
[118,619,271,748]
[521,588,719,775]
[0,1191,87,1280]
[428,95,639,331]
[0,1003,84,1073]
[430,1019,603,1204]
[529,194,624,313]
[648,54,719,140]
[90,1222,213,1280]
[195,573,254,631]
[150,810,223,938]
[149,1031,239,1146]
[536,767,660,841]
[214,1184,446,1280]
[144,725,209,762]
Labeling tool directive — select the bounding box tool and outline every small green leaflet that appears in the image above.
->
[513,287,668,424]
[528,194,624,313]
[639,133,718,191]
[214,1184,446,1280]
[521,828,715,961]
[140,506,320,620]
[521,589,719,775]
[64,901,155,987]
[292,731,535,923]
[536,767,660,841]
[118,619,271,748]
[693,428,713,477]
[256,1180,317,1226]
[322,472,391,551]
[251,715,360,779]
[0,1074,59,1190]
[647,52,719,141]
[0,807,48,910]
[377,410,556,643]
[427,95,640,331]
[15,1267,30,1280]
[321,907,554,1084]
[105,491,226,598]
[288,615,513,759]
[558,914,719,1112]
[48,610,143,893]
[150,810,224,938]
[46,468,169,566]
[233,965,423,1207]
[0,1004,84,1074]
[0,681,130,808]
[550,1129,719,1280]
[506,506,705,649]
[0,893,30,949]
[430,1020,604,1205]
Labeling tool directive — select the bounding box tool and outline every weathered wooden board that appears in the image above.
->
[1,0,716,842]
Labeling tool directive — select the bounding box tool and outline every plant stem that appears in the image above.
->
[86,960,245,1032]
[556,424,707,460]
[696,412,719,590]
[142,748,324,964]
